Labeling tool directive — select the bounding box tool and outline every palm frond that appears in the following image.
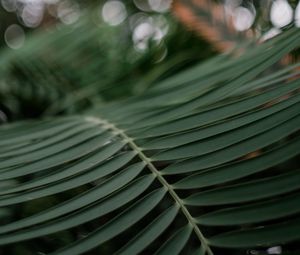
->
[0,27,300,255]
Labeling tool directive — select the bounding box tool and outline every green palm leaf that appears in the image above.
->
[0,26,300,255]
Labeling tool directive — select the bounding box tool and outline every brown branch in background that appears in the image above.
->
[172,0,246,52]
[172,0,299,64]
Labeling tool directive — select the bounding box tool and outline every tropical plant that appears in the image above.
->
[0,8,300,255]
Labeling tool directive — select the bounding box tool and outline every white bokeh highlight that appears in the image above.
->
[295,1,300,27]
[5,24,26,49]
[21,2,44,27]
[57,0,80,25]
[1,0,17,12]
[132,15,168,52]
[270,0,293,28]
[102,1,127,26]
[232,6,255,31]
[148,0,172,13]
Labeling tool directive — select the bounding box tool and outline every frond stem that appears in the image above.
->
[87,117,213,255]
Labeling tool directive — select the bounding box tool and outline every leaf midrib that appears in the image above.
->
[86,116,214,255]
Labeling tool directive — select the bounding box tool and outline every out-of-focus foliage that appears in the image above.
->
[0,1,217,120]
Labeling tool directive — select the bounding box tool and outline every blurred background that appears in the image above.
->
[1,0,300,50]
[0,0,300,120]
